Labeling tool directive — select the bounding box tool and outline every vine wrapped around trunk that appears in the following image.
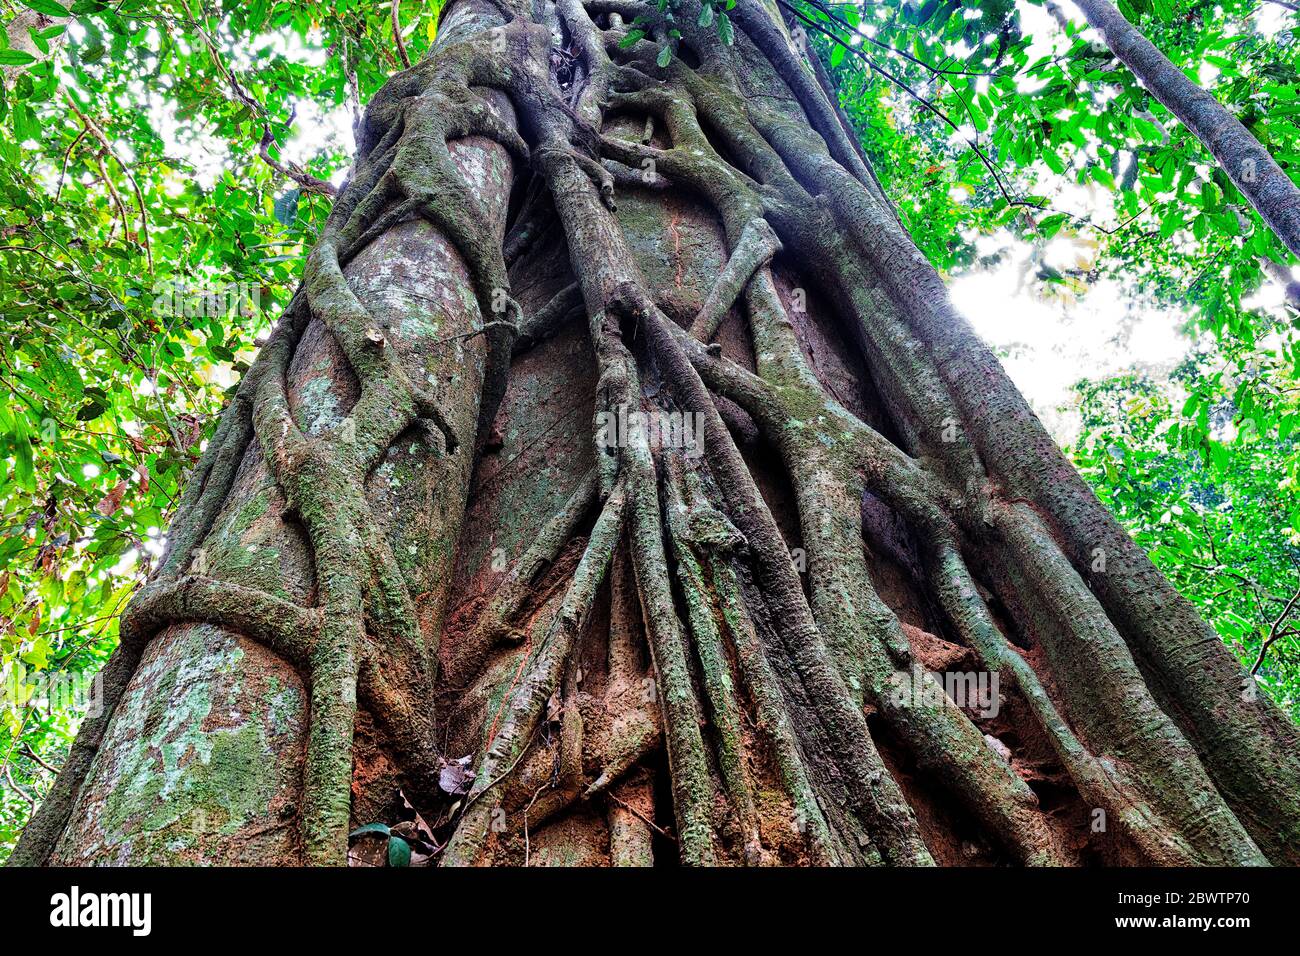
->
[12,0,1300,868]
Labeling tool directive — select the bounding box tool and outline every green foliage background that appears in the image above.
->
[808,0,1300,720]
[0,0,1297,860]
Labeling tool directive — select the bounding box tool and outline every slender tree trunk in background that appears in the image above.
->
[11,0,1300,867]
[1072,0,1300,260]
[1262,256,1300,303]
[1,12,68,86]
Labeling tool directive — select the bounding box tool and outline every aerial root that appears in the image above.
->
[121,575,322,667]
[519,652,587,857]
[622,284,930,865]
[538,144,616,209]
[583,296,720,866]
[689,217,782,342]
[704,545,841,864]
[664,459,765,863]
[301,620,363,865]
[441,482,626,865]
[159,296,313,580]
[583,543,663,800]
[514,282,585,354]
[446,469,599,687]
[356,658,442,801]
[582,718,660,800]
[990,502,1267,865]
[926,538,1199,865]
[647,224,1074,865]
[606,770,657,865]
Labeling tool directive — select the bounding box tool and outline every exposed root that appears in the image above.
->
[447,469,598,687]
[664,458,764,863]
[689,217,782,343]
[441,481,625,865]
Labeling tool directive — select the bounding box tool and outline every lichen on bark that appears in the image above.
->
[13,0,1300,869]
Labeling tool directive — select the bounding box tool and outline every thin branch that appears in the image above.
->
[178,0,337,198]
[93,154,130,242]
[796,0,999,77]
[780,0,1148,240]
[607,791,676,843]
[1252,585,1300,674]
[53,126,90,202]
[21,744,62,776]
[65,97,154,272]
[775,0,1025,210]
[393,0,412,69]
[259,126,339,198]
[4,765,35,810]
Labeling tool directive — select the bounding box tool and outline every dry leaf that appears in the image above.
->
[438,755,474,796]
[346,835,387,868]
[97,480,128,516]
[398,789,437,844]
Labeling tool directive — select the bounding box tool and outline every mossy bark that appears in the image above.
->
[13,0,1299,867]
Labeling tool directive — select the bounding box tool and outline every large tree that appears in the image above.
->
[10,0,1300,867]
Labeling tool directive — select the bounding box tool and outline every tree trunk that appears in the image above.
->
[1,11,68,87]
[12,0,1300,867]
[1072,0,1300,260]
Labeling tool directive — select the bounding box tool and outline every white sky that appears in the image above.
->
[943,1,1298,441]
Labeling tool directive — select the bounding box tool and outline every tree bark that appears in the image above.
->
[1072,0,1300,260]
[1,11,68,87]
[12,0,1300,867]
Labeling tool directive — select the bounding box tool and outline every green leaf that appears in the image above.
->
[387,835,411,867]
[348,822,390,839]
[11,418,34,490]
[656,44,672,68]
[75,400,107,422]
[0,51,37,66]
[79,39,106,63]
[20,636,51,669]
[697,4,714,28]
[916,0,943,25]
[1037,213,1068,238]
[1159,206,1184,239]
[24,0,69,16]
[717,12,734,46]
[273,188,300,226]
[1280,413,1298,442]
